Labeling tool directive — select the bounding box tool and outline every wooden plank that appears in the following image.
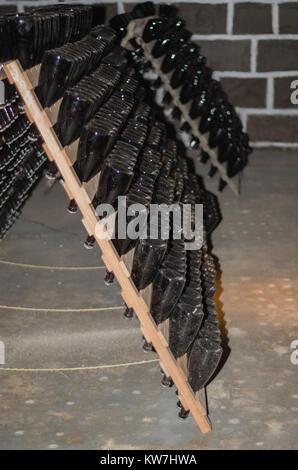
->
[121,248,135,274]
[159,319,169,344]
[46,99,62,126]
[66,139,80,165]
[196,389,208,415]
[4,59,211,434]
[0,64,8,81]
[177,354,188,376]
[23,105,34,123]
[62,182,74,201]
[140,283,152,310]
[42,143,53,162]
[26,64,41,89]
[83,172,101,201]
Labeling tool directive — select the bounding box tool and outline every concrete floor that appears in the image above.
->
[0,149,297,450]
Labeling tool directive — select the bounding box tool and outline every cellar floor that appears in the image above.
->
[0,149,297,450]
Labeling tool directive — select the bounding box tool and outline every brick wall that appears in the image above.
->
[1,0,298,148]
[174,1,298,148]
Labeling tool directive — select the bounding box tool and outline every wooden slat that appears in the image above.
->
[66,139,80,165]
[26,64,41,89]
[3,59,211,434]
[62,182,74,201]
[83,172,101,201]
[177,354,188,377]
[0,64,8,81]
[46,98,62,126]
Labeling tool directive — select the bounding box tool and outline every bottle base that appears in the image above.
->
[67,199,78,214]
[142,340,153,353]
[123,307,134,319]
[104,270,115,286]
[84,235,95,250]
[178,407,190,420]
[161,374,173,388]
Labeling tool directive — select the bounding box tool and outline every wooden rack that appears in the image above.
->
[122,18,240,197]
[1,59,212,433]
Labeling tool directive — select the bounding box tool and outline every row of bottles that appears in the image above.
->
[38,25,223,415]
[110,2,252,192]
[0,10,224,420]
[0,81,46,240]
[0,5,93,68]
[37,25,117,108]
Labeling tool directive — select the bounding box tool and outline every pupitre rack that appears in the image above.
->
[1,59,213,434]
[122,18,240,197]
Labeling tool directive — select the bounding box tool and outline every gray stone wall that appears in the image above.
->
[1,0,298,148]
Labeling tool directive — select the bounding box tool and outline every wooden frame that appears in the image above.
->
[2,59,212,433]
